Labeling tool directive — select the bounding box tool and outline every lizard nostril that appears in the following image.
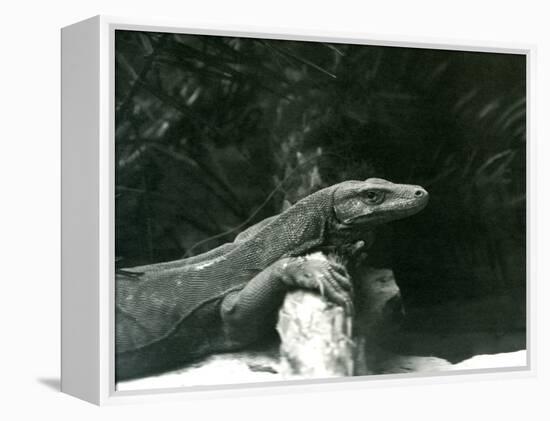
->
[414,190,424,197]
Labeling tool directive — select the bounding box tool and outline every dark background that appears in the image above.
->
[115,30,526,362]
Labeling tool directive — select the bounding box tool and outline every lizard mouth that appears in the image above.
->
[343,195,429,226]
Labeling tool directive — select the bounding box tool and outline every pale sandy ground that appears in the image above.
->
[117,349,527,391]
[450,350,526,370]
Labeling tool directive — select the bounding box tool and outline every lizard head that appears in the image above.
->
[332,178,429,229]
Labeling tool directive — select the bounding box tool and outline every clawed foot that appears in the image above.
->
[278,254,354,315]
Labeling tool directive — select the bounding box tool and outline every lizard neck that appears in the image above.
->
[243,185,336,261]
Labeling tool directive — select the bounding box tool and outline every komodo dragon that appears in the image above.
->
[115,178,429,381]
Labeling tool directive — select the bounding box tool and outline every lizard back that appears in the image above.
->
[115,186,335,354]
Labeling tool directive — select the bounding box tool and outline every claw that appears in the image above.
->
[323,273,354,316]
[315,274,326,298]
[349,240,365,256]
[282,255,354,316]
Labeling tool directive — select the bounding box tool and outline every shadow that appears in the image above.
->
[37,377,60,392]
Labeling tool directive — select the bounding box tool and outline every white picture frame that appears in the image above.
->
[61,15,533,405]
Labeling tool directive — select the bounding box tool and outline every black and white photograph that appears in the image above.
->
[6,0,550,417]
[113,29,527,391]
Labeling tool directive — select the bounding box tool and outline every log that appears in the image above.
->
[276,252,355,378]
[275,254,407,379]
[277,290,354,378]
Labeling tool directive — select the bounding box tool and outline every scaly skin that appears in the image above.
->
[115,178,428,381]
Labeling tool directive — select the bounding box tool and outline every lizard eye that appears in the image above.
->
[364,190,385,204]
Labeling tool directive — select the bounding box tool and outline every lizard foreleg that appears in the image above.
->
[220,255,354,345]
